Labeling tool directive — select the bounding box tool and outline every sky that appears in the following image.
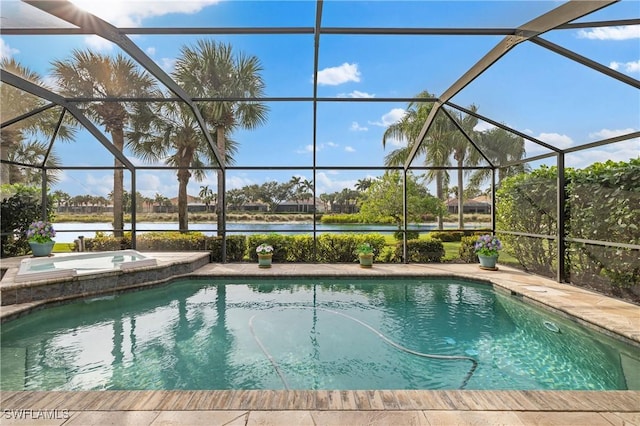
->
[1,0,639,199]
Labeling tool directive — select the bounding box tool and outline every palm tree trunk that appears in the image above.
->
[216,126,226,237]
[457,161,464,229]
[177,167,191,232]
[112,128,125,238]
[436,171,444,230]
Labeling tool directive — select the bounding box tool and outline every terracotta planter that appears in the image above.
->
[29,240,55,257]
[258,254,273,268]
[358,254,373,268]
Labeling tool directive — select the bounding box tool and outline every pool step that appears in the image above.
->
[620,351,640,390]
[0,347,26,390]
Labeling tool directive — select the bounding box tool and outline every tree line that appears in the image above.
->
[2,46,526,236]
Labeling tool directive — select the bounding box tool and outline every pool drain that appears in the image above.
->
[543,320,560,333]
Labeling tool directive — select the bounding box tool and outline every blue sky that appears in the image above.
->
[1,0,638,199]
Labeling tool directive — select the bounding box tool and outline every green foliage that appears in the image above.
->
[497,159,639,288]
[208,235,247,262]
[287,235,315,262]
[393,230,420,240]
[459,236,479,263]
[135,232,206,251]
[496,165,558,276]
[356,242,373,255]
[317,233,386,263]
[1,184,54,257]
[566,159,640,288]
[359,171,445,228]
[429,231,465,242]
[396,239,445,263]
[247,234,290,262]
[320,214,364,224]
[84,232,132,251]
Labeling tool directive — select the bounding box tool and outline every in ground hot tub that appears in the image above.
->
[14,250,157,283]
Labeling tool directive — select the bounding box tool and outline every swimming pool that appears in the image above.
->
[1,278,638,391]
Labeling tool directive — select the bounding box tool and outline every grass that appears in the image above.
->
[53,242,74,253]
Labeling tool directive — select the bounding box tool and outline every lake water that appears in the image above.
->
[52,222,488,243]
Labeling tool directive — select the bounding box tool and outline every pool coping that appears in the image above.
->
[1,257,639,422]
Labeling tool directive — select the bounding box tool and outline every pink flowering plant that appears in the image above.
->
[256,243,274,255]
[27,220,56,243]
[474,234,502,257]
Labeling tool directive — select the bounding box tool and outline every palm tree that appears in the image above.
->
[199,185,215,213]
[447,106,481,228]
[173,40,269,236]
[382,91,451,229]
[129,102,227,231]
[354,178,374,192]
[1,58,74,186]
[51,49,158,237]
[470,127,528,188]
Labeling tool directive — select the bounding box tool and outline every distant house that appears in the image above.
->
[446,196,491,214]
[276,197,323,213]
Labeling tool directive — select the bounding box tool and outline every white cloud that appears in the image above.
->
[368,108,406,127]
[474,121,496,132]
[225,174,255,191]
[145,47,156,56]
[315,172,358,194]
[70,0,220,27]
[384,136,406,147]
[160,57,177,73]
[0,38,19,60]
[350,122,368,131]
[84,35,114,51]
[295,144,315,154]
[536,132,574,149]
[345,146,356,152]
[589,128,638,140]
[609,60,640,73]
[337,90,375,98]
[566,139,640,169]
[577,26,640,41]
[296,142,340,154]
[85,174,114,197]
[525,132,574,155]
[317,63,361,86]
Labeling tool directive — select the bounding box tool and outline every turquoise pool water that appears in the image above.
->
[1,278,637,391]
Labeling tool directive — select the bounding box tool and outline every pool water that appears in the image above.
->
[1,278,638,391]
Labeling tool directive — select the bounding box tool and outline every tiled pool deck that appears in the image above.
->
[1,254,639,425]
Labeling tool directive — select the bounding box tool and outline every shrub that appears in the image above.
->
[208,235,247,262]
[459,236,479,263]
[429,231,464,242]
[85,232,132,251]
[1,184,54,258]
[136,232,205,251]
[397,239,445,263]
[287,235,315,262]
[247,234,290,262]
[393,230,420,241]
[317,233,386,263]
[320,214,363,224]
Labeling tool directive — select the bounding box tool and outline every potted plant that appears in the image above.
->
[256,243,274,268]
[474,234,502,270]
[357,242,374,268]
[27,220,56,257]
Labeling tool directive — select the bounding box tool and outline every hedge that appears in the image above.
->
[496,159,639,288]
[396,239,445,263]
